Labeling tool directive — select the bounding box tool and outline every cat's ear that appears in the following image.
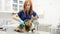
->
[31,15,37,20]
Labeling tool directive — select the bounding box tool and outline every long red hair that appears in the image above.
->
[23,0,33,14]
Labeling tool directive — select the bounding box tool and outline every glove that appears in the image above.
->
[18,18,25,25]
[32,20,37,24]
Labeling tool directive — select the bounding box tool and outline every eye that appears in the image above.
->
[26,2,30,6]
[27,4,30,6]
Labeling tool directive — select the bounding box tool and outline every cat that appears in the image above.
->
[14,15,37,32]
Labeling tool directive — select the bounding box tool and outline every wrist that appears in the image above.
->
[18,18,24,25]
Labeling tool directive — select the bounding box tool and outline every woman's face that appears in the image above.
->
[26,2,30,11]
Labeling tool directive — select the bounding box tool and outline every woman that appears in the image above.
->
[13,0,38,32]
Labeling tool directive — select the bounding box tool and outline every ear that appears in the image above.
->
[31,15,37,20]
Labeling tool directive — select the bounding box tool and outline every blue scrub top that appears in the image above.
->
[18,10,37,21]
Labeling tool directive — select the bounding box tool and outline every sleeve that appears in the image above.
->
[33,11,39,18]
[17,11,22,17]
[33,11,36,16]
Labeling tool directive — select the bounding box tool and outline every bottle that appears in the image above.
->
[2,19,8,31]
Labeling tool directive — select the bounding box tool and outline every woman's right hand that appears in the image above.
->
[18,18,25,25]
[12,14,25,25]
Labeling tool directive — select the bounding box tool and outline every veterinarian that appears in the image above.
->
[13,0,38,28]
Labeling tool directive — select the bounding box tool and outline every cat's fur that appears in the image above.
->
[14,16,37,32]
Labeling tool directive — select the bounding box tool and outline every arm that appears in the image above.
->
[12,11,22,21]
[32,11,39,24]
[12,14,24,25]
[12,14,19,21]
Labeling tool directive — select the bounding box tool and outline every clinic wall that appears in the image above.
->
[0,0,60,27]
[32,0,60,26]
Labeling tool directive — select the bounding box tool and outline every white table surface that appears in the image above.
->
[0,31,50,34]
[0,27,51,34]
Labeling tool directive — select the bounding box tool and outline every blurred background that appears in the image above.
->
[0,0,60,34]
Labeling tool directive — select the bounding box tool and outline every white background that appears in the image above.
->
[32,0,60,27]
[0,0,60,27]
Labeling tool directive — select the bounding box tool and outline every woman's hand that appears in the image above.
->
[12,14,19,21]
[32,20,37,24]
[12,14,25,25]
[31,15,38,24]
[18,18,25,25]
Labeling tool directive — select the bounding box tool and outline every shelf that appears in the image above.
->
[0,0,23,13]
[19,0,23,4]
[13,0,18,3]
[0,11,14,13]
[19,4,23,5]
[12,3,18,5]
